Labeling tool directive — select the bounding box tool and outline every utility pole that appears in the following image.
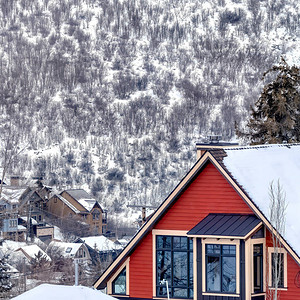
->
[23,257,26,292]
[74,259,79,286]
[127,205,157,225]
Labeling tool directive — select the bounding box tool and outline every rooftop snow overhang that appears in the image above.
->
[187,213,262,239]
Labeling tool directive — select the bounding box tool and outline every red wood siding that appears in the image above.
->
[155,162,253,230]
[129,232,153,298]
[266,229,300,299]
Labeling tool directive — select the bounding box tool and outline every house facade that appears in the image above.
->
[94,143,300,300]
[47,189,106,235]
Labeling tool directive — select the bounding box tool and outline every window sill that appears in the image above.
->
[153,297,193,300]
[202,292,240,297]
[268,287,288,291]
[111,294,129,297]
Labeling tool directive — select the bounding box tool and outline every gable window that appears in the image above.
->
[253,244,263,293]
[205,244,236,293]
[268,247,287,289]
[92,209,100,220]
[112,268,126,295]
[156,236,193,299]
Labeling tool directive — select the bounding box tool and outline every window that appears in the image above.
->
[156,236,193,299]
[205,244,236,293]
[268,247,287,289]
[112,268,126,295]
[253,244,263,293]
[92,209,100,220]
[66,247,72,253]
[271,252,284,288]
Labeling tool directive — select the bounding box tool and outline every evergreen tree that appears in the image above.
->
[0,255,13,295]
[237,58,300,144]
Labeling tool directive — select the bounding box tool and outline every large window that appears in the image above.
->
[112,268,126,295]
[253,244,263,293]
[156,236,193,299]
[205,244,236,293]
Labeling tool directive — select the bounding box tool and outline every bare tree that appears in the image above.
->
[268,180,287,300]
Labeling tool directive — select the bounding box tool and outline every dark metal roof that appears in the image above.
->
[187,214,261,237]
[64,189,94,201]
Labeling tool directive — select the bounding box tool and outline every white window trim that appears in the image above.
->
[268,247,288,290]
[107,257,130,296]
[202,238,240,296]
[250,238,266,295]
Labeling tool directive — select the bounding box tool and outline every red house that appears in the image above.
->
[94,143,300,300]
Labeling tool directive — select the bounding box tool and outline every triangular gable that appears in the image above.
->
[94,152,300,289]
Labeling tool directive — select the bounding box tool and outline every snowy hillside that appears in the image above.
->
[0,0,299,222]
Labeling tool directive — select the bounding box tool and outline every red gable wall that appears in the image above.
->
[129,162,253,298]
[155,161,253,230]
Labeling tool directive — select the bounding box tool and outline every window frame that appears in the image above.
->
[108,258,130,296]
[253,243,264,293]
[268,247,287,290]
[155,235,194,299]
[202,238,240,297]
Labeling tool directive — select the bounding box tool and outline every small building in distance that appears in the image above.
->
[47,189,106,235]
[48,240,91,261]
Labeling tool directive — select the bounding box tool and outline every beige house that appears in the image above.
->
[47,189,106,235]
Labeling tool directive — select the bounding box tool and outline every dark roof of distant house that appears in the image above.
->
[187,214,261,237]
[64,189,94,201]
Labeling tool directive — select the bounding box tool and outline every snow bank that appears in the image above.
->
[12,284,116,300]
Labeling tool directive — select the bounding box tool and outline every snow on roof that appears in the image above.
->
[48,241,83,258]
[19,217,38,225]
[222,143,300,256]
[12,283,117,300]
[16,245,51,261]
[80,236,123,252]
[78,199,96,211]
[56,194,80,214]
[0,186,27,204]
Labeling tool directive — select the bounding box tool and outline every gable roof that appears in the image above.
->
[48,241,86,258]
[79,236,123,252]
[94,144,300,289]
[62,189,100,212]
[211,143,300,256]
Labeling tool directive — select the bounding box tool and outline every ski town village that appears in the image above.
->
[1,142,300,299]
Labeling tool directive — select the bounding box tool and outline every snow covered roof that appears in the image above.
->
[19,216,38,225]
[78,198,97,211]
[220,143,300,257]
[48,241,84,258]
[62,189,99,212]
[15,245,51,261]
[12,283,117,300]
[0,186,27,204]
[80,236,123,252]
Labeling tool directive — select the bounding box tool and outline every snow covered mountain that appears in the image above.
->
[0,0,299,223]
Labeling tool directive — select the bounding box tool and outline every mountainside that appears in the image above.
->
[0,0,299,222]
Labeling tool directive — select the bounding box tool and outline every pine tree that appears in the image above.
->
[0,255,13,295]
[236,58,300,144]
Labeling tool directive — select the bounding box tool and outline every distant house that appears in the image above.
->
[0,186,27,213]
[48,240,91,261]
[2,217,26,241]
[76,236,123,263]
[94,143,300,300]
[47,189,106,235]
[15,244,51,262]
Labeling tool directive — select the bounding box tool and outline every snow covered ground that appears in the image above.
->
[12,284,116,300]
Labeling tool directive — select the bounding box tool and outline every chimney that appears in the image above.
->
[196,136,239,159]
[10,176,21,187]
